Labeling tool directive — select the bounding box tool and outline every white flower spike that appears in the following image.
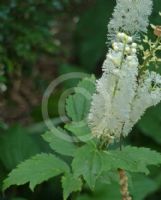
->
[88,32,161,144]
[108,0,153,40]
[88,0,161,144]
[88,33,139,143]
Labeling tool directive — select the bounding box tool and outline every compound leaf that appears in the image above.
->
[102,146,161,174]
[3,153,69,191]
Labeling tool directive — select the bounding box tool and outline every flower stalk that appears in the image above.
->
[118,169,132,200]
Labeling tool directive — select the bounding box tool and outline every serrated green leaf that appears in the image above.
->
[42,130,77,156]
[65,121,92,142]
[3,153,70,191]
[98,170,119,185]
[102,146,161,174]
[0,125,40,170]
[75,76,96,95]
[62,173,83,200]
[72,144,102,189]
[66,76,96,122]
[72,145,161,191]
[66,94,83,121]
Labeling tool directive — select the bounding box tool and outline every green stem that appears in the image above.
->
[112,40,127,97]
[119,133,123,151]
[119,123,125,151]
[98,137,109,150]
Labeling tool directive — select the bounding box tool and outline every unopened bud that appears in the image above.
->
[154,26,161,37]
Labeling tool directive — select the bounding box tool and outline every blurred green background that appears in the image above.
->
[0,0,161,199]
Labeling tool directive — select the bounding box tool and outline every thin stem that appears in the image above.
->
[119,125,132,200]
[119,123,125,151]
[119,133,123,151]
[112,40,127,97]
[98,137,109,150]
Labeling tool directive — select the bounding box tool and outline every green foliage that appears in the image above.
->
[138,103,161,144]
[65,75,95,142]
[62,173,83,200]
[76,0,114,70]
[1,0,161,199]
[102,146,161,174]
[130,174,158,200]
[72,143,102,190]
[2,73,161,200]
[0,165,6,190]
[66,76,96,121]
[0,125,40,170]
[75,75,96,95]
[65,121,92,142]
[5,126,160,197]
[72,144,161,189]
[11,198,27,200]
[0,0,59,72]
[66,94,87,121]
[1,76,96,194]
[0,120,7,129]
[42,130,77,156]
[0,0,87,89]
[58,64,86,89]
[3,153,69,191]
[77,182,121,200]
[77,174,158,200]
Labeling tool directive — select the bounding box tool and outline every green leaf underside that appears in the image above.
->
[62,173,82,200]
[66,76,96,122]
[72,145,161,189]
[42,131,77,156]
[3,153,69,191]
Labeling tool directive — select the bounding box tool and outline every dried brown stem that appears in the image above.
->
[118,169,132,200]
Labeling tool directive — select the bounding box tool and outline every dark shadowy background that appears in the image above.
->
[0,0,161,199]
